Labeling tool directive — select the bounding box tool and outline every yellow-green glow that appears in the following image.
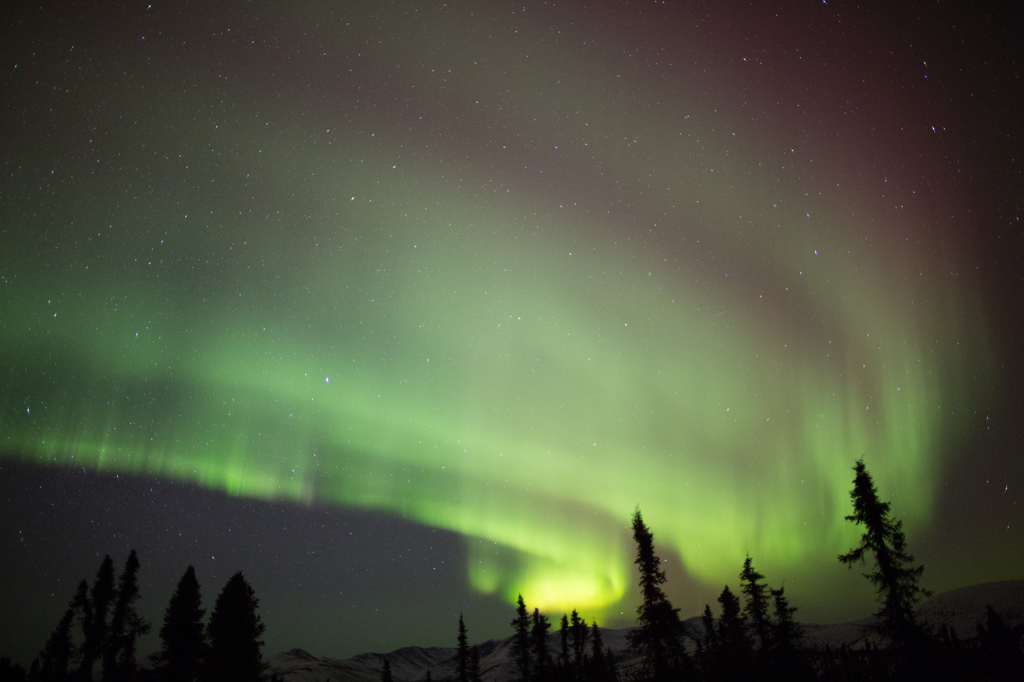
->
[1,179,989,616]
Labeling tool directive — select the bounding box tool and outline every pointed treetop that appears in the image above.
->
[838,458,931,646]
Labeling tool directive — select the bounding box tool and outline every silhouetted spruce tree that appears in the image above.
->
[838,459,930,647]
[768,585,802,653]
[976,605,1023,681]
[739,557,771,655]
[767,585,805,681]
[36,604,76,682]
[77,555,116,681]
[531,608,552,682]
[159,566,207,682]
[469,646,482,682]
[380,658,392,682]
[588,622,605,682]
[558,615,570,675]
[931,624,964,679]
[568,610,588,676]
[716,585,751,681]
[66,587,87,682]
[457,613,469,682]
[699,605,718,648]
[697,604,719,681]
[511,595,532,682]
[103,550,150,682]
[203,572,265,682]
[625,508,685,682]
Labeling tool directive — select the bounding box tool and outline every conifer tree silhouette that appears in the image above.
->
[531,608,552,682]
[716,585,751,680]
[976,605,1023,680]
[511,595,532,682]
[83,555,116,680]
[73,554,115,681]
[457,614,469,682]
[68,579,91,681]
[380,658,392,682]
[699,604,718,651]
[159,566,207,682]
[697,604,719,681]
[739,557,771,656]
[558,615,570,675]
[588,621,605,682]
[568,610,588,676]
[203,572,265,682]
[625,508,685,682]
[838,459,930,647]
[767,585,803,678]
[469,646,482,682]
[103,550,150,682]
[37,604,76,682]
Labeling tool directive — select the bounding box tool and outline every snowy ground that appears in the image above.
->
[266,580,1024,682]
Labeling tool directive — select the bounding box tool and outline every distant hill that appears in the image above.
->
[915,580,1024,637]
[267,580,1024,682]
[798,579,1024,651]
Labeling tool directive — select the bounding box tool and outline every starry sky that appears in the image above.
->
[2,0,1022,669]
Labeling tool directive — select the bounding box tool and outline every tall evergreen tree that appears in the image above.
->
[66,579,90,679]
[558,615,570,674]
[568,610,589,676]
[716,585,751,680]
[739,556,771,653]
[699,604,718,653]
[103,550,150,682]
[511,595,532,682]
[768,585,801,651]
[159,566,207,682]
[78,555,116,681]
[469,646,482,682]
[380,658,392,682]
[203,572,265,682]
[588,621,605,682]
[531,608,552,682]
[624,508,685,682]
[767,585,804,678]
[838,459,930,646]
[697,604,718,681]
[37,605,76,682]
[457,613,469,682]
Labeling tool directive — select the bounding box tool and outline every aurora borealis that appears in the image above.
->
[2,0,1022,667]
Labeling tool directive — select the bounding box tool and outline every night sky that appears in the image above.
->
[2,0,1022,669]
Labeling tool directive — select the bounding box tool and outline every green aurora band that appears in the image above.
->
[0,1,993,623]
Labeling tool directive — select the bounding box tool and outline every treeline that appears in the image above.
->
[390,605,617,682]
[4,459,1022,682]
[492,460,1023,682]
[506,597,618,682]
[0,558,268,682]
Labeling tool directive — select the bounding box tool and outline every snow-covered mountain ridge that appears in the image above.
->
[268,581,1023,682]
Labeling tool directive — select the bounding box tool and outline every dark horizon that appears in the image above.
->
[1,457,1020,670]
